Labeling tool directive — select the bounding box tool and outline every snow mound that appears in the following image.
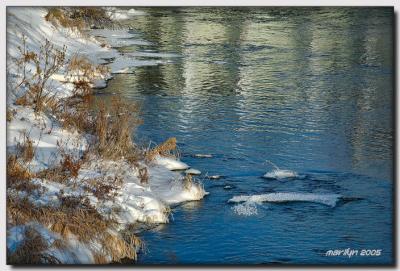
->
[149,165,207,205]
[263,169,298,179]
[154,156,189,171]
[229,192,341,207]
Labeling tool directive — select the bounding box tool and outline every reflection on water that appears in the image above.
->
[100,7,393,264]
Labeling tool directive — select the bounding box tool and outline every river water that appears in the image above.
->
[99,7,393,264]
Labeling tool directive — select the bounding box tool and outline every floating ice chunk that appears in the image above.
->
[193,154,213,158]
[154,156,189,171]
[208,175,222,180]
[229,192,341,207]
[232,202,258,216]
[263,169,298,179]
[185,168,201,175]
[263,160,297,179]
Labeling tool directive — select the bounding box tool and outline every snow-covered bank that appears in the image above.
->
[7,7,207,264]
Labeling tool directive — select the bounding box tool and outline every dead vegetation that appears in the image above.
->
[66,55,110,97]
[82,175,123,202]
[45,8,85,30]
[7,195,141,263]
[7,155,33,188]
[94,97,142,161]
[145,137,178,161]
[13,36,66,113]
[15,132,35,162]
[7,225,61,264]
[7,109,16,122]
[60,154,82,179]
[7,17,152,264]
[45,7,113,30]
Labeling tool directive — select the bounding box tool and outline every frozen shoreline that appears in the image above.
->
[6,7,207,264]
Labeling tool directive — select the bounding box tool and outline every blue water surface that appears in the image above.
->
[100,7,393,264]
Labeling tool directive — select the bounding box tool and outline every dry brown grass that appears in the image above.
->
[103,232,139,262]
[82,175,123,201]
[8,195,106,242]
[16,132,35,162]
[145,137,177,161]
[45,8,85,30]
[45,7,116,35]
[7,110,14,122]
[69,7,112,26]
[94,97,142,161]
[35,149,85,183]
[67,55,110,98]
[15,95,29,106]
[7,195,141,263]
[57,103,94,134]
[61,154,82,179]
[7,226,61,264]
[35,167,69,184]
[7,155,33,186]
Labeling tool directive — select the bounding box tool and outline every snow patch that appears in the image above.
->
[154,156,189,170]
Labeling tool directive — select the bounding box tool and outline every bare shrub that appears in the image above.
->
[12,35,37,91]
[13,37,66,113]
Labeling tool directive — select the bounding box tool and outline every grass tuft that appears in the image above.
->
[145,137,177,161]
[94,97,142,161]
